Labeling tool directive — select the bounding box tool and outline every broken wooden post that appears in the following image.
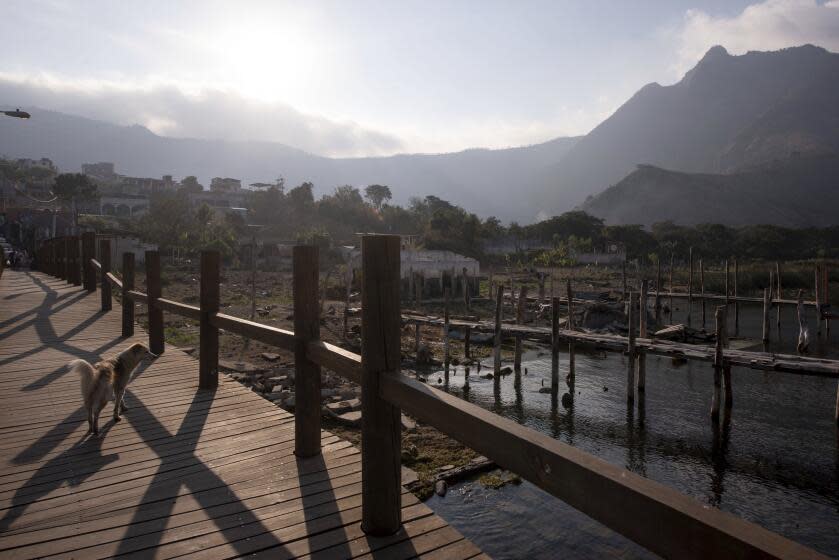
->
[762,287,770,343]
[687,247,693,327]
[82,231,96,292]
[360,234,402,536]
[99,239,111,311]
[294,245,322,458]
[146,251,164,355]
[700,259,706,330]
[514,286,527,372]
[443,287,451,369]
[567,279,576,384]
[711,306,725,423]
[122,252,134,338]
[199,250,220,390]
[655,257,662,325]
[626,292,636,405]
[493,285,503,375]
[638,279,647,393]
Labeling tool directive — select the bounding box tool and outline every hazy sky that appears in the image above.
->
[2,0,838,156]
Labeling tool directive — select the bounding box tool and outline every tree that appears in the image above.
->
[52,173,98,227]
[178,175,203,194]
[137,191,194,249]
[364,184,392,209]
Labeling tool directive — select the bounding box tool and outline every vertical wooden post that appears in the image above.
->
[462,267,471,311]
[815,264,821,337]
[514,286,527,371]
[700,259,706,330]
[408,266,414,306]
[776,262,782,330]
[122,252,135,338]
[566,279,576,383]
[443,287,451,369]
[668,253,674,324]
[343,266,352,339]
[538,273,546,303]
[493,286,503,375]
[551,296,560,393]
[73,237,82,286]
[64,237,72,283]
[360,234,402,536]
[734,260,740,337]
[687,247,693,327]
[626,292,636,405]
[725,258,730,309]
[823,265,830,336]
[100,239,111,311]
[199,251,220,390]
[82,232,96,291]
[622,258,627,302]
[146,251,164,355]
[638,280,647,393]
[294,245,322,457]
[464,327,471,359]
[711,306,725,423]
[762,287,770,343]
[414,323,421,354]
[655,257,662,325]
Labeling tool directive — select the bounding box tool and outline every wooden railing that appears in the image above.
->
[32,233,827,559]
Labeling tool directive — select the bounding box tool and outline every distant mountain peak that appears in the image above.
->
[703,45,730,59]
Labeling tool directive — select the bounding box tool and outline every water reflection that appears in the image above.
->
[426,299,839,558]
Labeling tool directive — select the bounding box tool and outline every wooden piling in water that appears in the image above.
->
[627,292,636,405]
[464,326,471,359]
[687,248,693,327]
[700,259,706,330]
[493,286,503,375]
[567,279,576,383]
[711,306,725,423]
[762,288,770,343]
[551,296,560,395]
[655,257,662,325]
[668,253,674,324]
[638,280,647,393]
[734,259,739,337]
[443,288,451,369]
[462,267,471,311]
[514,286,527,371]
[776,262,782,330]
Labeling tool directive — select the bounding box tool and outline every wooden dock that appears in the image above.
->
[0,270,486,559]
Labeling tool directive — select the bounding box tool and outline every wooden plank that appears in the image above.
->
[210,313,294,351]
[306,341,361,383]
[155,298,200,321]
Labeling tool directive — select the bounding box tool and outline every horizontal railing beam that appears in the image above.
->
[90,259,101,270]
[105,272,123,290]
[210,312,295,351]
[379,375,824,560]
[156,297,201,320]
[306,340,361,383]
[127,289,148,304]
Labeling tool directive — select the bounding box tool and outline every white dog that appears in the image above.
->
[69,343,152,435]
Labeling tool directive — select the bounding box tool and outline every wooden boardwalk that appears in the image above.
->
[0,270,486,560]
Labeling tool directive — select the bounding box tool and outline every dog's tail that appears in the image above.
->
[69,359,96,398]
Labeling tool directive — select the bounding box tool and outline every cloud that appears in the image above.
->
[671,0,839,76]
[0,73,405,157]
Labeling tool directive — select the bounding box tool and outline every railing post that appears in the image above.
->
[100,239,112,311]
[71,236,82,286]
[82,232,96,291]
[293,245,322,457]
[146,251,164,355]
[199,251,219,390]
[122,252,135,338]
[360,234,402,536]
[61,237,69,281]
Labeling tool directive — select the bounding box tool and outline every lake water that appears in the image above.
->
[423,299,839,559]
